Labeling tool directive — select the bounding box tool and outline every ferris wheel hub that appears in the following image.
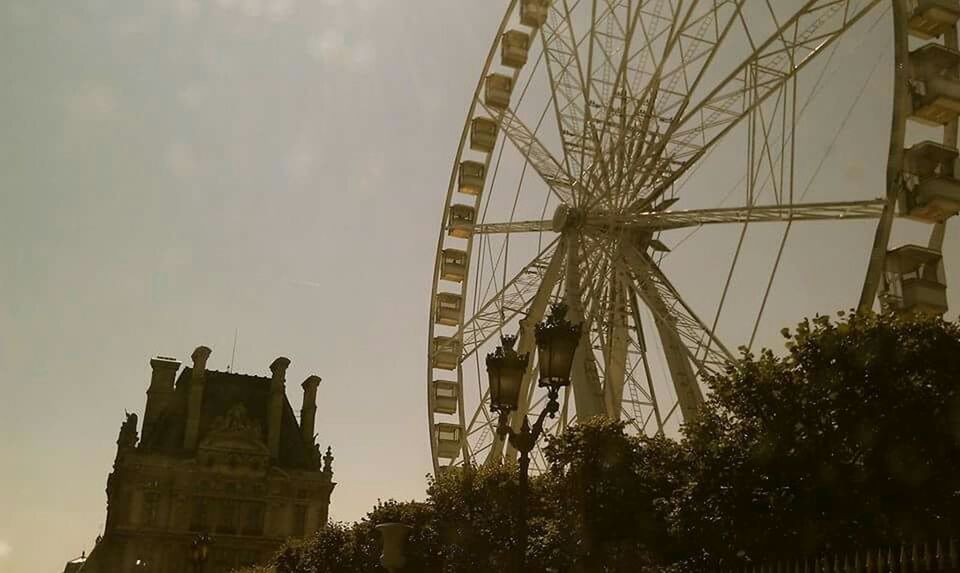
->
[551,204,586,232]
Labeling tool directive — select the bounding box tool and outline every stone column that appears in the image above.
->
[300,376,321,447]
[268,357,290,460]
[183,346,211,450]
[143,356,181,443]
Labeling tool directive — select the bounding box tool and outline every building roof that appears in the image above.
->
[139,367,314,469]
[63,553,87,573]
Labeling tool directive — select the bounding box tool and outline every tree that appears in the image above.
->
[541,417,685,571]
[427,462,533,571]
[671,312,960,564]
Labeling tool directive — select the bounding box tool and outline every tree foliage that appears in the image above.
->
[673,312,960,564]
[241,312,960,572]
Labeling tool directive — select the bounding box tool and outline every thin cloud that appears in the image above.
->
[0,540,12,559]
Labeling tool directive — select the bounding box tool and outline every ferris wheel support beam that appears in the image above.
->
[601,268,630,419]
[564,233,607,420]
[625,258,706,424]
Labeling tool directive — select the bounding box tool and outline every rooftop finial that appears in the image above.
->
[323,446,334,474]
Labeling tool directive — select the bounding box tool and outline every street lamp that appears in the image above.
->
[376,522,412,572]
[190,533,212,573]
[485,302,581,571]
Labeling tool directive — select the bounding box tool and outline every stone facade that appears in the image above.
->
[82,346,336,573]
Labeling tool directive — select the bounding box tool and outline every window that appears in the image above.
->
[190,497,208,532]
[241,502,265,536]
[292,505,307,536]
[143,492,160,527]
[216,499,237,535]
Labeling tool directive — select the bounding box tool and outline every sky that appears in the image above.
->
[1,2,958,572]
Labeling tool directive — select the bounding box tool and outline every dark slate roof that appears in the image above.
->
[139,367,312,469]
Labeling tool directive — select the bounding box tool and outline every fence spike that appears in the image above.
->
[877,547,886,573]
[900,544,909,573]
[949,539,958,570]
[923,542,932,572]
[867,548,876,573]
[935,539,944,571]
[912,543,921,573]
[855,550,862,573]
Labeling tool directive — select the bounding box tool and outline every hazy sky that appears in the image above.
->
[1,2,957,572]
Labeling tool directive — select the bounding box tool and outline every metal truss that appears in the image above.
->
[458,237,563,361]
[481,103,580,205]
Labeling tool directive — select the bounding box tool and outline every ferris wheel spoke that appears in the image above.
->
[591,0,747,210]
[459,237,564,362]
[480,103,580,205]
[542,0,592,178]
[472,219,554,234]
[629,0,884,209]
[585,198,888,231]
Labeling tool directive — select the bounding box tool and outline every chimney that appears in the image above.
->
[268,356,290,460]
[143,356,181,442]
[183,346,212,450]
[300,376,321,448]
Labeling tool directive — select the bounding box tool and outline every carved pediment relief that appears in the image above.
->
[199,404,269,456]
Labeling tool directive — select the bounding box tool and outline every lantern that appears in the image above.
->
[485,335,529,412]
[535,303,581,387]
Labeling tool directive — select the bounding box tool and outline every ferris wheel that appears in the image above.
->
[427,0,960,474]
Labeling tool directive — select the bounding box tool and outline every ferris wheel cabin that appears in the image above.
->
[520,0,549,28]
[432,380,459,415]
[458,161,486,196]
[903,140,960,222]
[440,248,468,283]
[470,118,498,153]
[502,30,531,68]
[883,245,948,316]
[434,423,463,459]
[434,292,463,326]
[431,336,461,371]
[909,0,960,39]
[485,74,514,110]
[448,204,476,238]
[908,43,960,125]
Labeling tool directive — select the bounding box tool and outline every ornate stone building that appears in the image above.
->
[82,346,336,573]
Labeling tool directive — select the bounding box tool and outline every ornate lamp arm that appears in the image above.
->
[495,385,561,456]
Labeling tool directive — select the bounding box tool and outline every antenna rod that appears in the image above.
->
[229,328,239,373]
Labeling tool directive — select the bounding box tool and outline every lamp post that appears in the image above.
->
[486,303,581,571]
[189,533,212,573]
[376,523,412,572]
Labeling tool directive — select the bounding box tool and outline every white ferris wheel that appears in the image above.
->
[427,0,960,474]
